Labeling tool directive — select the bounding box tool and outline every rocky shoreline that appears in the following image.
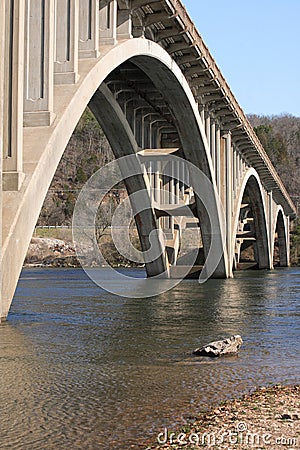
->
[144,385,300,449]
[24,237,80,268]
[24,236,142,268]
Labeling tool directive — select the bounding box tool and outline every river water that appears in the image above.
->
[0,267,299,449]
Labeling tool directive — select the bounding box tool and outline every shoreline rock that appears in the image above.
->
[193,335,243,357]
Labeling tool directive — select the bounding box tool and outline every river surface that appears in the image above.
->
[0,267,299,449]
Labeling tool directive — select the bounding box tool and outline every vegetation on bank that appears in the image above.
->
[248,114,300,201]
[36,110,300,264]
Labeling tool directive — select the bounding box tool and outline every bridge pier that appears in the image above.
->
[0,0,4,320]
[286,215,290,266]
[224,132,234,277]
[268,191,274,269]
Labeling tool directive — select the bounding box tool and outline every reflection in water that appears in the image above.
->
[0,268,299,449]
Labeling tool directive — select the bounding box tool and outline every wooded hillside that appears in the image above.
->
[248,114,300,203]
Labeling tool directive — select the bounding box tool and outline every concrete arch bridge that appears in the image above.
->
[0,0,296,321]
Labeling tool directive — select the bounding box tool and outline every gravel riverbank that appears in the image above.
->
[144,385,300,449]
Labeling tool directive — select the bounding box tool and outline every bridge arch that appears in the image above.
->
[272,206,289,267]
[231,168,271,271]
[2,38,227,318]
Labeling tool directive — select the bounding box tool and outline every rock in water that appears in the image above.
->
[193,335,243,357]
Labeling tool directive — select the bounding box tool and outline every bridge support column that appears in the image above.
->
[149,119,164,149]
[117,7,132,40]
[211,120,216,170]
[286,215,290,266]
[143,114,152,149]
[79,0,99,59]
[54,0,79,84]
[141,113,147,149]
[216,124,221,195]
[154,161,159,204]
[225,132,233,276]
[23,0,55,127]
[236,150,241,185]
[240,153,243,181]
[0,0,4,320]
[2,0,25,191]
[233,146,237,199]
[149,121,156,148]
[133,107,143,147]
[200,105,205,125]
[219,134,226,211]
[268,191,274,269]
[99,0,117,45]
[205,113,211,148]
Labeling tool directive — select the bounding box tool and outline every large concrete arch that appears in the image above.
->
[1,38,227,319]
[231,168,271,270]
[272,206,289,267]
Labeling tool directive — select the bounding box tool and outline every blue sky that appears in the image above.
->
[182,0,300,117]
